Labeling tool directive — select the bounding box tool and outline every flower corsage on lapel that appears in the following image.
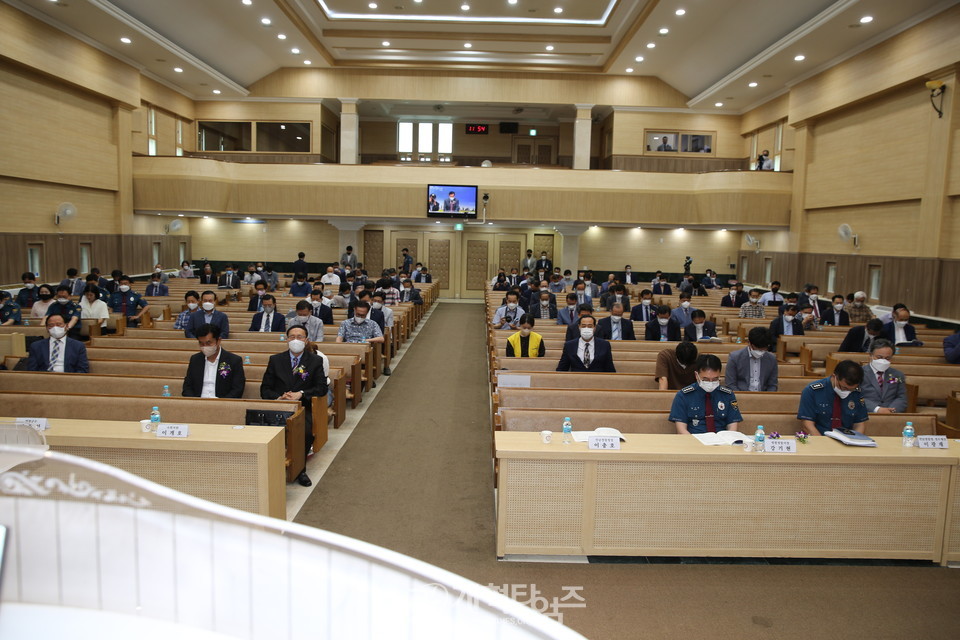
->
[218,362,231,379]
[293,365,309,381]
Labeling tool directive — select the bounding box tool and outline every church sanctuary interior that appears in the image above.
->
[3,0,960,638]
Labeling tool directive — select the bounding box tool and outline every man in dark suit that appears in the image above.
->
[182,324,245,398]
[821,294,850,326]
[725,327,779,392]
[881,307,921,345]
[218,265,241,289]
[768,304,805,346]
[293,252,309,276]
[596,302,636,341]
[798,284,829,324]
[630,290,657,323]
[528,290,558,320]
[26,314,89,373]
[652,279,672,296]
[144,273,169,297]
[442,191,460,212]
[198,264,217,286]
[565,304,596,341]
[535,253,552,274]
[720,284,748,308]
[859,338,908,414]
[414,268,433,283]
[778,293,800,315]
[602,284,631,311]
[645,305,682,341]
[556,316,615,372]
[944,331,960,365]
[247,281,268,312]
[307,289,334,325]
[185,291,230,338]
[249,295,285,332]
[684,309,717,341]
[261,324,328,486]
[838,318,884,353]
[399,279,423,305]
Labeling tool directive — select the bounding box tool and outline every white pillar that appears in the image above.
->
[573,104,594,171]
[554,224,589,272]
[339,98,359,165]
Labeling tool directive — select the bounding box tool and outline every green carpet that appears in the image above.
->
[295,303,960,639]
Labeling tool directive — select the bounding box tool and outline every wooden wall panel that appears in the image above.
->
[578,228,740,274]
[139,75,195,121]
[465,240,489,290]
[741,93,790,135]
[799,202,920,257]
[0,177,118,235]
[533,234,555,262]
[363,229,384,277]
[189,218,337,263]
[609,156,747,173]
[427,238,450,290]
[942,196,960,259]
[395,236,419,273]
[611,111,743,157]
[936,260,960,319]
[498,241,521,273]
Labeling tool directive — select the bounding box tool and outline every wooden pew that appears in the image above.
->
[493,370,821,392]
[0,390,306,483]
[492,360,806,378]
[0,332,26,358]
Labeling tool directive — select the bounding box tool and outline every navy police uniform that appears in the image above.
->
[797,377,869,435]
[669,383,743,434]
[0,296,22,325]
[109,290,150,327]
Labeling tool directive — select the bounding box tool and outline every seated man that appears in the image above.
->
[724,327,778,392]
[260,324,327,487]
[629,289,656,324]
[720,284,745,308]
[529,289,558,321]
[602,284,630,311]
[556,315,615,372]
[838,318,884,353]
[185,290,230,339]
[821,294,850,326]
[249,294,285,332]
[506,314,546,358]
[152,264,170,284]
[399,279,424,305]
[491,291,523,331]
[289,272,312,298]
[287,300,325,342]
[16,272,39,309]
[847,291,874,324]
[596,302,636,341]
[564,304,596,341]
[645,305,682,342]
[738,289,766,319]
[173,290,200,331]
[307,288,334,325]
[0,291,22,326]
[26,313,89,372]
[556,293,579,326]
[778,292,800,315]
[217,265,241,289]
[798,303,819,331]
[670,292,696,328]
[247,281,268,312]
[182,324,245,398]
[945,330,960,365]
[758,281,784,306]
[652,277,672,296]
[797,360,869,435]
[243,263,262,286]
[414,267,432,284]
[571,281,592,307]
[655,341,699,391]
[684,309,717,341]
[669,354,743,434]
[144,273,169,296]
[46,285,82,337]
[859,338,907,414]
[336,300,385,344]
[882,306,922,346]
[109,275,149,328]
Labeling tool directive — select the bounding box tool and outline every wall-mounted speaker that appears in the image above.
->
[499,122,519,134]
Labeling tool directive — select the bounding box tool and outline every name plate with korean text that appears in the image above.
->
[917,435,948,449]
[156,423,190,438]
[16,417,49,431]
[588,435,621,450]
[764,439,797,453]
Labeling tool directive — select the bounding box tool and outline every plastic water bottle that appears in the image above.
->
[150,406,161,425]
[161,385,171,397]
[22,317,29,326]
[895,346,901,355]
[902,421,916,448]
[279,334,286,342]
[243,355,251,365]
[754,425,766,452]
[562,417,573,445]
[736,336,742,344]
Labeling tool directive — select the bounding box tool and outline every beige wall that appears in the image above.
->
[194,101,324,154]
[738,230,791,253]
[611,110,743,157]
[0,177,117,234]
[190,218,340,263]
[578,228,740,273]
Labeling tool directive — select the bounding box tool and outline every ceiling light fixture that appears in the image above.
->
[554,7,563,13]
[625,68,634,73]
[242,0,252,5]
[545,45,554,51]
[635,56,644,62]
[508,0,517,4]
[748,82,758,87]
[368,2,378,8]
[277,33,286,40]
[303,59,312,64]
[212,89,221,94]
[860,15,873,24]
[675,8,685,16]
[382,41,390,46]
[120,37,132,44]
[173,67,183,73]
[291,48,300,54]
[463,42,472,48]
[659,28,669,34]
[461,3,470,11]
[794,54,805,61]
[260,17,271,25]
[714,102,723,107]
[646,42,656,49]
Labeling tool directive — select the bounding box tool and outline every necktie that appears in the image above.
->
[704,392,716,432]
[262,313,271,332]
[613,321,620,340]
[863,336,872,352]
[878,371,884,386]
[291,356,300,371]
[583,343,591,367]
[48,339,60,371]
[831,395,842,431]
[121,298,127,317]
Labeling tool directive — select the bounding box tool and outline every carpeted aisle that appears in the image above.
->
[295,302,960,640]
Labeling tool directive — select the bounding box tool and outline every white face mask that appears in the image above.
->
[871,358,891,372]
[625,269,631,273]
[699,379,720,393]
[895,320,908,328]
[567,304,576,310]
[749,297,760,304]
[519,328,531,337]
[202,301,215,311]
[119,285,130,293]
[257,267,263,271]
[784,315,795,322]
[658,318,669,326]
[155,268,162,273]
[187,302,198,311]
[749,348,765,359]
[288,339,306,354]
[200,345,218,357]
[680,301,691,309]
[48,326,66,340]
[808,293,818,301]
[56,297,69,305]
[833,304,844,311]
[310,299,322,307]
[540,300,549,307]
[580,328,594,340]
[584,280,591,285]
[354,315,366,324]
[642,299,651,306]
[506,302,518,310]
[801,313,812,320]
[24,283,35,289]
[834,385,852,399]
[611,315,621,323]
[371,302,383,310]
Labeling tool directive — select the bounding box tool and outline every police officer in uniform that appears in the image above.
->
[797,359,869,435]
[108,274,150,328]
[669,354,743,434]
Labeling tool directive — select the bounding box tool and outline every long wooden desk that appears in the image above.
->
[3,417,286,519]
[495,431,960,564]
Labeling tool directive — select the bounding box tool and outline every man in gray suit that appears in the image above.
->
[859,338,907,414]
[724,327,779,392]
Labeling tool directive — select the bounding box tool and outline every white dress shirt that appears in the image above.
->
[782,317,794,336]
[577,338,594,364]
[201,348,220,398]
[320,273,341,286]
[48,337,66,372]
[694,324,704,340]
[748,355,761,392]
[895,325,906,344]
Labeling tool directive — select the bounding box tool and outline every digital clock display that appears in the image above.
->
[465,124,489,135]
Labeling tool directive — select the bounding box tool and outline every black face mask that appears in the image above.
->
[39,292,53,301]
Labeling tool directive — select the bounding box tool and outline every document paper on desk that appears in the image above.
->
[824,428,876,447]
[692,431,749,446]
[572,427,625,443]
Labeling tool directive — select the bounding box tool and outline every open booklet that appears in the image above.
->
[692,431,749,446]
[572,427,626,443]
[697,337,724,343]
[824,428,877,447]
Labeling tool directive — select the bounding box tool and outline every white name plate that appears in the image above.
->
[16,417,49,431]
[497,374,531,388]
[917,435,948,449]
[764,439,797,453]
[588,435,621,450]
[156,423,190,438]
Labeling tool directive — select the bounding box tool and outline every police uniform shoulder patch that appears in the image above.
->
[811,382,824,390]
[681,385,696,394]
[859,397,865,405]
[718,385,733,394]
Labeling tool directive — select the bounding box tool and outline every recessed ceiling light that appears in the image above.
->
[260,17,271,25]
[720,228,727,232]
[291,48,300,54]
[625,68,634,73]
[463,42,472,48]
[277,33,286,40]
[303,59,312,64]
[659,28,669,34]
[545,45,554,51]
[461,3,470,11]
[714,102,723,107]
[242,0,252,5]
[414,0,423,3]
[675,8,686,16]
[203,215,209,219]
[635,56,644,62]
[554,7,563,13]
[508,0,517,4]
[748,82,758,87]
[794,54,805,61]
[173,67,183,73]
[120,37,132,44]
[212,89,221,94]
[296,136,303,140]
[177,214,184,217]
[860,15,873,24]
[646,42,656,49]
[368,2,378,8]
[280,125,286,130]
[435,221,441,224]
[382,41,390,46]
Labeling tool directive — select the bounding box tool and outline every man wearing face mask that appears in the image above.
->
[261,325,327,487]
[721,283,749,308]
[630,289,656,323]
[287,300,325,342]
[838,318,884,353]
[758,281,784,306]
[582,272,601,300]
[847,291,874,323]
[556,315,615,372]
[0,291,23,326]
[529,290,558,320]
[623,265,637,285]
[821,294,851,326]
[289,272,312,298]
[557,293,579,326]
[306,289,334,325]
[182,324,245,399]
[492,292,523,330]
[399,279,423,305]
[670,292,697,328]
[645,305,682,342]
[16,272,39,308]
[602,284,630,311]
[46,285,82,336]
[535,252,552,274]
[768,304,805,347]
[798,284,827,322]
[217,265,241,290]
[152,264,170,285]
[858,339,907,414]
[506,314,546,358]
[881,307,922,346]
[26,314,88,373]
[249,294,284,332]
[145,272,169,297]
[684,309,717,341]
[198,264,217,286]
[738,288,767,319]
[596,302,636,341]
[246,281,268,312]
[670,354,743,434]
[337,300,384,344]
[652,278,672,296]
[174,291,201,330]
[798,360,869,435]
[108,275,149,328]
[655,341,699,391]
[725,327,778,392]
[185,290,230,339]
[565,305,598,341]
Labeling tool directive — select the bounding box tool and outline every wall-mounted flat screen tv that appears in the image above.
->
[427,184,478,218]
